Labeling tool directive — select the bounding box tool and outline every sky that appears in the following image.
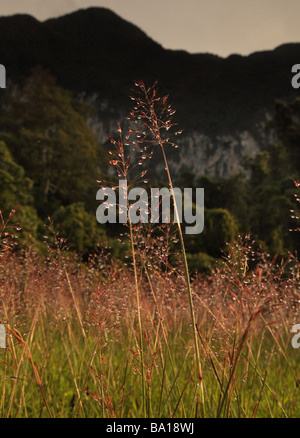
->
[0,0,300,57]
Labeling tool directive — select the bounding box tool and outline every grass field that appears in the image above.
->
[0,230,299,418]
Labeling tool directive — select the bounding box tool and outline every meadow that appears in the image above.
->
[0,227,299,418]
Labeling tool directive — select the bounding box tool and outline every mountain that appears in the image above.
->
[0,7,299,178]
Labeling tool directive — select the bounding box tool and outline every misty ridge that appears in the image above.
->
[0,7,299,178]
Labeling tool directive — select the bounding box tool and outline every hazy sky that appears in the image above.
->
[0,0,300,57]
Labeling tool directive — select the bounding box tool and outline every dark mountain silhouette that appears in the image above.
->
[0,7,299,176]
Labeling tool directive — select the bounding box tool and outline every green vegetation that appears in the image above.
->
[0,67,108,249]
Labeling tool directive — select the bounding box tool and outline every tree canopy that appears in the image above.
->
[0,66,105,215]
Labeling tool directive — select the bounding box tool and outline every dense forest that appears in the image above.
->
[0,67,299,271]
